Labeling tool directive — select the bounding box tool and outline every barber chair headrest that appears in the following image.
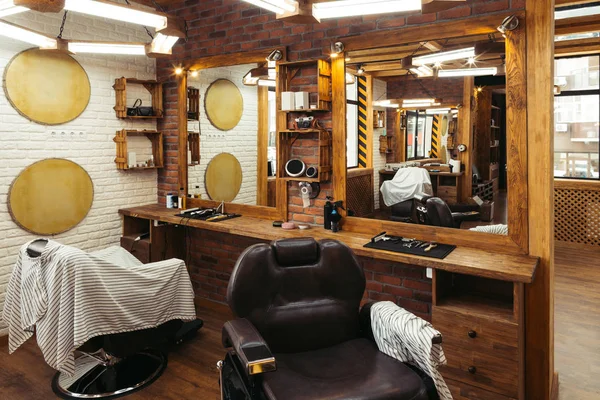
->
[414,193,433,205]
[27,239,48,258]
[273,237,320,267]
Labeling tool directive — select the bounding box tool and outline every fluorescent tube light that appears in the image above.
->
[413,47,475,66]
[0,0,28,17]
[403,103,440,108]
[403,98,436,104]
[148,33,179,55]
[64,0,168,29]
[313,0,421,19]
[438,67,497,77]
[373,101,399,108]
[258,79,276,87]
[242,0,297,14]
[426,108,450,114]
[0,20,57,49]
[68,41,147,55]
[410,65,434,77]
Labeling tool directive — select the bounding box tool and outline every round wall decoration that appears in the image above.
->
[204,153,243,202]
[204,79,243,131]
[8,159,94,235]
[3,48,91,125]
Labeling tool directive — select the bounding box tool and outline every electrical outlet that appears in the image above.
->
[47,129,87,140]
[426,268,433,279]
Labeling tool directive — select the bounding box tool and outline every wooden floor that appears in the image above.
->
[0,242,598,399]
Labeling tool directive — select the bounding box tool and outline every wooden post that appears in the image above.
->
[331,55,347,213]
[178,72,188,202]
[458,77,474,201]
[525,0,556,399]
[257,86,269,206]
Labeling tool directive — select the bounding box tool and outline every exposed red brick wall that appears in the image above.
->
[385,76,465,135]
[187,230,433,320]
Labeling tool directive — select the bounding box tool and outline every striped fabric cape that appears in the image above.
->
[2,240,197,375]
[370,301,452,400]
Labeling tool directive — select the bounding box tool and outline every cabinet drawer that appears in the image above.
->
[433,307,518,360]
[445,378,516,400]
[433,307,520,397]
[437,186,457,196]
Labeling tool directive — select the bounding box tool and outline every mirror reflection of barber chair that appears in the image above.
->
[18,239,204,399]
[380,167,434,223]
[217,237,444,400]
[414,194,480,229]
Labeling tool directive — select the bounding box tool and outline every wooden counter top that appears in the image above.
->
[120,204,538,284]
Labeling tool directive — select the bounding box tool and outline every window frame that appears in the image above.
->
[553,53,600,180]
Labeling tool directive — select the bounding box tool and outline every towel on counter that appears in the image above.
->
[380,167,433,207]
[370,301,452,400]
[2,240,197,376]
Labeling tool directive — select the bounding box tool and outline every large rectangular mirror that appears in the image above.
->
[186,63,277,207]
[335,15,528,252]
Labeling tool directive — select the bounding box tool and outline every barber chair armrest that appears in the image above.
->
[451,213,465,228]
[359,301,377,341]
[222,319,276,376]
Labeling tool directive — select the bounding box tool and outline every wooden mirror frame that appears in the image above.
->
[178,48,288,220]
[331,12,529,255]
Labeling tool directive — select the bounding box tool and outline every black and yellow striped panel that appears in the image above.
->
[357,76,368,168]
[430,115,440,158]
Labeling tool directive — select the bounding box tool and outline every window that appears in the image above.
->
[554,55,600,179]
[406,111,433,160]
[347,79,359,168]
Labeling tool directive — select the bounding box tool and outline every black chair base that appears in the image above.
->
[52,349,167,400]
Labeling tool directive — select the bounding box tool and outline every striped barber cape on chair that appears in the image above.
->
[2,240,197,376]
[370,301,453,400]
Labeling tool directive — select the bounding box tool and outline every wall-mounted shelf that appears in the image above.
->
[188,131,200,165]
[188,87,200,120]
[113,77,163,119]
[373,110,385,129]
[278,129,332,182]
[278,59,332,112]
[113,129,163,170]
[379,135,394,154]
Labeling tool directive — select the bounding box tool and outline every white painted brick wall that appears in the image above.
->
[0,9,158,337]
[187,64,259,205]
[373,79,388,211]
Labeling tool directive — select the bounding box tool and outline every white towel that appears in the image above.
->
[2,240,197,376]
[370,301,452,400]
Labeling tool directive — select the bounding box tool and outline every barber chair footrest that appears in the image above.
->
[52,348,167,399]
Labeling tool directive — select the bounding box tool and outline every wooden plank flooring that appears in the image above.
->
[0,241,598,399]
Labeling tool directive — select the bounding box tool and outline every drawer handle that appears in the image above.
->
[468,330,477,338]
[468,366,477,374]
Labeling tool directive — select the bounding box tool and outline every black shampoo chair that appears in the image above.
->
[219,238,431,400]
[26,239,203,400]
[414,194,468,229]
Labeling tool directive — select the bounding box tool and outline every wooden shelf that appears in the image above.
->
[279,108,331,113]
[284,176,320,182]
[113,130,164,170]
[436,293,515,323]
[280,129,321,133]
[188,87,200,121]
[113,77,164,120]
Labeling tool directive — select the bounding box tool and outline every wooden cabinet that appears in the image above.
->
[433,271,524,400]
[121,215,186,264]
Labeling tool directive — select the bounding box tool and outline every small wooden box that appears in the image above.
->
[481,201,494,222]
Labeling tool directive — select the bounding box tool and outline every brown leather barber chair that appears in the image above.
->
[218,238,431,400]
[414,194,468,229]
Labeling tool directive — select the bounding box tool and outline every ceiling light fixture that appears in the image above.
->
[438,67,498,77]
[357,64,365,74]
[313,0,421,20]
[467,56,476,65]
[64,0,168,29]
[266,49,283,61]
[147,33,179,55]
[330,41,344,57]
[497,15,519,35]
[175,67,184,75]
[0,0,28,17]
[410,65,434,77]
[413,47,475,66]
[190,70,198,78]
[373,100,399,108]
[0,20,57,49]
[242,0,297,14]
[68,41,147,55]
[426,108,451,114]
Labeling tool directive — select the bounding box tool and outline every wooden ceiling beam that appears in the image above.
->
[556,0,599,6]
[555,37,600,56]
